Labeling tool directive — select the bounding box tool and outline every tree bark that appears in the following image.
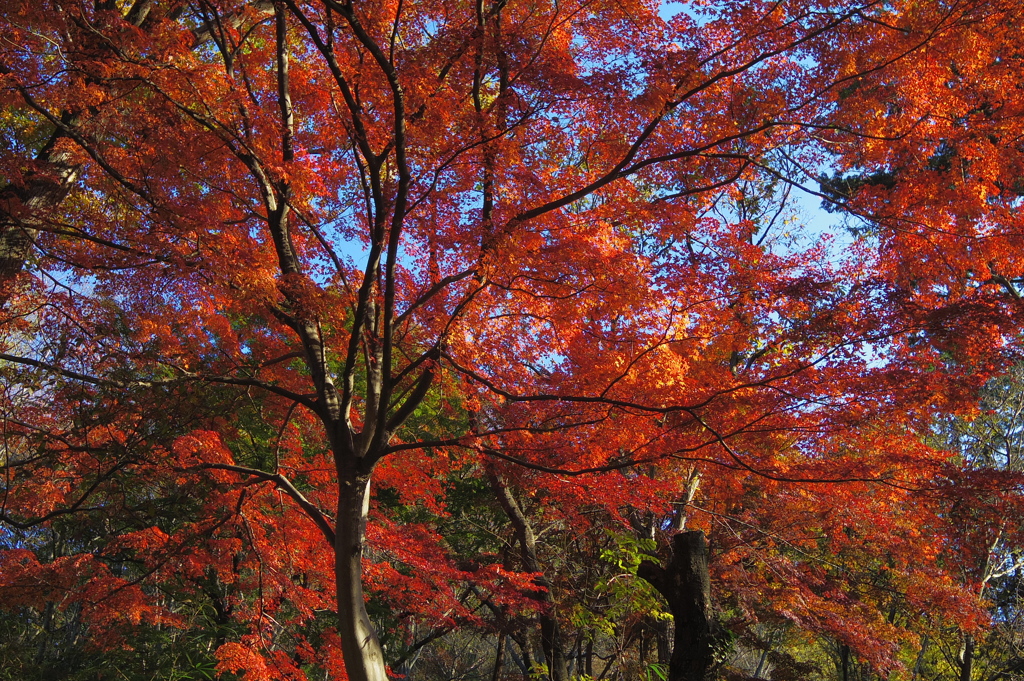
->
[655,616,672,667]
[335,470,389,681]
[959,634,974,681]
[638,531,715,681]
[489,470,570,681]
[492,631,507,681]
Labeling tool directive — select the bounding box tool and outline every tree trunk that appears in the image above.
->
[335,471,389,681]
[911,636,928,681]
[959,634,974,681]
[508,633,534,678]
[492,631,506,681]
[655,616,672,667]
[638,531,715,681]
[489,470,570,681]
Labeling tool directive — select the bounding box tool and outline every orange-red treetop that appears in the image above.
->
[1,0,1023,676]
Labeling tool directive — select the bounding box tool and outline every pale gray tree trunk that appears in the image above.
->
[335,471,389,681]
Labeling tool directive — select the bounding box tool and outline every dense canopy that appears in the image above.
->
[1,0,1023,680]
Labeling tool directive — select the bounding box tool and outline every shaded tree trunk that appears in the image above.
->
[508,632,534,679]
[638,531,715,681]
[655,616,673,667]
[489,470,570,681]
[492,631,507,681]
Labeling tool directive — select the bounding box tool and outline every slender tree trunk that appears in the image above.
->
[508,632,534,679]
[538,611,570,681]
[489,470,570,681]
[335,470,389,681]
[671,468,701,532]
[638,531,715,681]
[752,629,773,679]
[492,631,507,681]
[959,634,974,681]
[911,636,928,681]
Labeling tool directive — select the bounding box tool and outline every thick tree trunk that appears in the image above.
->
[335,471,389,681]
[638,531,715,681]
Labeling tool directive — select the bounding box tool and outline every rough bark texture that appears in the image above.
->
[638,531,715,681]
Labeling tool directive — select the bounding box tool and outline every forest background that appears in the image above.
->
[1,0,1023,680]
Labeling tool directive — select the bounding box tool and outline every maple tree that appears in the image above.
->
[2,0,1024,680]
[908,366,1024,681]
